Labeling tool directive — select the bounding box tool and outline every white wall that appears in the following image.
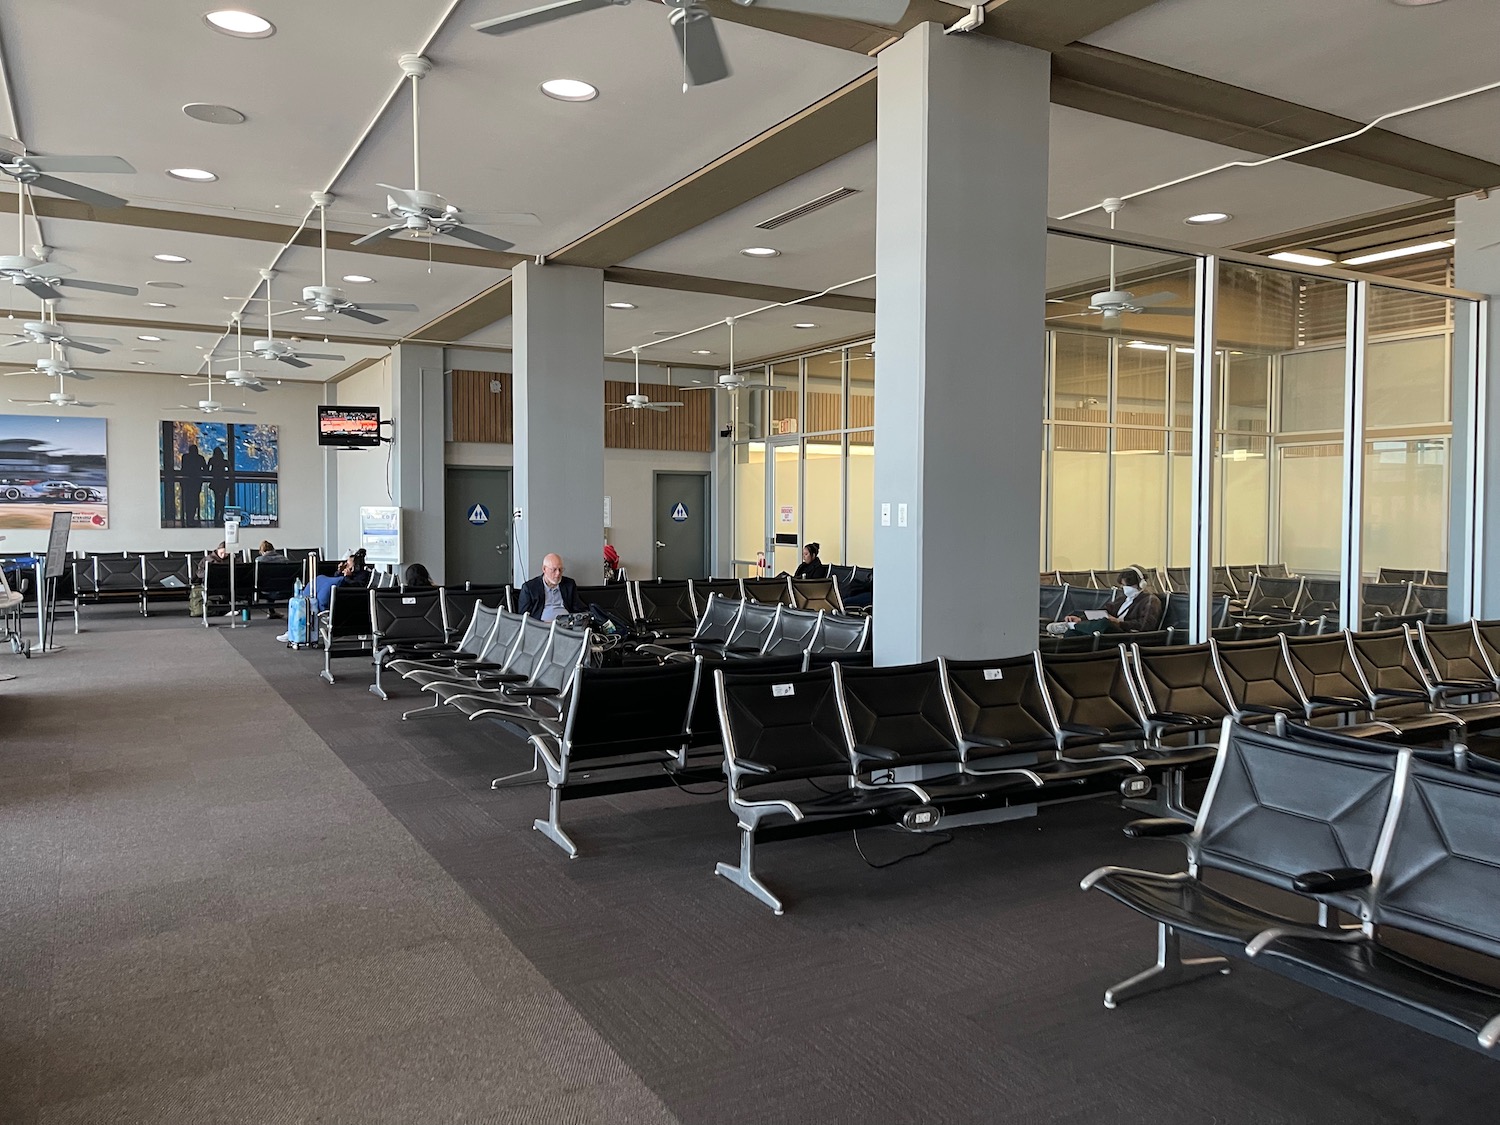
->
[1,368,327,556]
[333,357,393,557]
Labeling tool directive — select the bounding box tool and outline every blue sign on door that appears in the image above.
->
[467,503,490,526]
[670,502,689,523]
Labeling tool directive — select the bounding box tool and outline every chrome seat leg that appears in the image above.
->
[713,827,784,915]
[1104,923,1229,1009]
[532,788,579,858]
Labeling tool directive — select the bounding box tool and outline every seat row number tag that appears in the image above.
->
[983,668,1004,680]
[772,683,795,697]
[402,597,416,605]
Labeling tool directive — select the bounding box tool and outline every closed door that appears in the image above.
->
[445,467,512,585]
[654,472,708,579]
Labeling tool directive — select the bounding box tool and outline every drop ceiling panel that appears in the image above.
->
[1084,0,1500,158]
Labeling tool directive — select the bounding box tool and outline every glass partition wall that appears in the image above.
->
[727,229,1481,632]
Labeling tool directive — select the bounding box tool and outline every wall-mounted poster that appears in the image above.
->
[160,420,279,529]
[0,414,109,530]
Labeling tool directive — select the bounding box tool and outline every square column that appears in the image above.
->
[1453,195,1500,619]
[512,260,605,581]
[390,343,446,580]
[873,23,1050,662]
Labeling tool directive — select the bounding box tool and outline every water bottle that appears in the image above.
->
[293,577,305,597]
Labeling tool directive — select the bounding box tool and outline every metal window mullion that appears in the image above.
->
[1106,339,1118,571]
[1189,256,1218,642]
[1340,281,1370,632]
[1466,299,1490,620]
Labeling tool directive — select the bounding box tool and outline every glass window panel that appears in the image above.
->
[771,442,801,574]
[1277,443,1344,574]
[803,440,844,565]
[1112,445,1167,569]
[769,361,800,437]
[1218,436,1269,566]
[1223,353,1270,434]
[1362,438,1448,575]
[804,350,845,434]
[846,431,874,565]
[733,441,766,565]
[1051,333,1108,425]
[1366,335,1448,429]
[1279,348,1345,433]
[1115,343,1168,427]
[848,348,874,430]
[735,365,774,442]
[1169,439,1193,567]
[1049,425,1108,570]
[1172,349,1195,430]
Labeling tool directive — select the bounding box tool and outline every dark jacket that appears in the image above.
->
[1101,589,1163,632]
[794,559,828,580]
[518,575,586,621]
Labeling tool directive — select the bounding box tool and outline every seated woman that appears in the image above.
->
[403,562,435,589]
[793,542,828,580]
[1065,565,1162,633]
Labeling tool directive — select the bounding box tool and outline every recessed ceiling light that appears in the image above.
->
[146,281,184,289]
[136,334,163,342]
[794,322,817,329]
[540,78,598,102]
[203,10,275,37]
[131,348,159,354]
[302,315,327,321]
[342,274,374,284]
[692,349,713,355]
[1268,250,1336,267]
[167,168,218,182]
[153,254,189,263]
[182,103,247,125]
[1341,239,1455,266]
[606,301,636,310]
[1389,0,1447,6]
[740,247,780,258]
[144,301,175,308]
[1184,212,1231,225]
[132,360,150,365]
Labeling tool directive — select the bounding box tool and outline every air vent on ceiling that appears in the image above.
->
[755,187,861,231]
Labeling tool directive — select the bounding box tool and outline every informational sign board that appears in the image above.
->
[467,503,490,526]
[779,504,794,524]
[670,502,689,523]
[603,495,612,529]
[360,506,401,568]
[223,517,241,546]
[44,510,71,579]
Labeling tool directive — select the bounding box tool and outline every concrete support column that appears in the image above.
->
[872,22,1050,662]
[390,342,446,581]
[512,260,605,582]
[1453,194,1500,619]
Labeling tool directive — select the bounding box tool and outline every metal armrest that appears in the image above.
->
[735,760,776,776]
[1291,867,1372,895]
[1148,711,1211,726]
[1237,703,1294,717]
[964,733,1012,750]
[1372,687,1427,701]
[1123,817,1193,839]
[853,743,900,762]
[1308,695,1366,710]
[502,684,559,697]
[1059,722,1112,737]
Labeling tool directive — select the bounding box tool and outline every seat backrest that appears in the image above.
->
[761,607,822,657]
[1473,620,1500,675]
[1058,585,1113,618]
[1408,583,1448,617]
[1378,567,1423,585]
[1210,567,1238,599]
[1345,628,1429,700]
[791,577,843,614]
[1210,636,1303,716]
[810,613,869,654]
[1039,583,1068,623]
[1416,621,1493,687]
[1370,754,1500,960]
[1423,569,1448,587]
[1361,582,1411,618]
[1298,579,1340,621]
[96,555,144,590]
[691,578,743,616]
[143,555,191,588]
[1037,649,1143,739]
[1056,569,1097,589]
[850,566,874,592]
[1131,642,1233,726]
[202,561,254,597]
[1165,566,1190,594]
[370,588,445,644]
[529,623,591,693]
[716,667,852,789]
[562,662,698,763]
[1257,563,1290,578]
[326,584,372,635]
[1159,591,1229,632]
[1243,574,1305,616]
[254,559,303,601]
[635,579,696,630]
[1279,632,1368,709]
[942,654,1057,753]
[1228,565,1257,589]
[574,582,636,621]
[479,608,525,662]
[449,600,501,657]
[503,615,553,678]
[724,600,778,650]
[71,558,97,594]
[692,593,743,644]
[834,660,963,768]
[1190,721,1397,899]
[442,587,495,637]
[1039,571,1060,586]
[742,576,794,606]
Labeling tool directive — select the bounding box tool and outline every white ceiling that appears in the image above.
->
[1085,0,1500,160]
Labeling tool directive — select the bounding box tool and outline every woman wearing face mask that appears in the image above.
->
[1066,565,1162,632]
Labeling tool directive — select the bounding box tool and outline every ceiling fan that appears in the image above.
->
[1052,198,1193,328]
[475,0,910,90]
[233,269,346,370]
[188,317,268,394]
[2,347,100,382]
[8,344,108,409]
[277,194,420,324]
[353,56,537,253]
[0,136,134,210]
[176,354,255,416]
[693,319,772,395]
[0,186,138,302]
[0,302,119,355]
[609,349,686,414]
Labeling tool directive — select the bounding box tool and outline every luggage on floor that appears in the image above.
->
[286,591,317,647]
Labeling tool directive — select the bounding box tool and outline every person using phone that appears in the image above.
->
[1064,565,1162,632]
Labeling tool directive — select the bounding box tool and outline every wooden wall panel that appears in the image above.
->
[451,369,512,443]
[604,379,713,452]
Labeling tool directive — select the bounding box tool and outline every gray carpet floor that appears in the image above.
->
[6,611,1500,1123]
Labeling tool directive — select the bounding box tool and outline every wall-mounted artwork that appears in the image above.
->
[160,420,279,529]
[0,413,109,530]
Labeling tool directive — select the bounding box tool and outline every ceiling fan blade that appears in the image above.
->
[644,404,672,412]
[21,279,63,302]
[27,173,128,210]
[239,382,269,393]
[220,408,257,415]
[654,401,685,407]
[1,338,29,347]
[355,303,420,312]
[71,335,122,345]
[673,11,731,87]
[62,340,111,355]
[294,352,345,361]
[747,0,909,20]
[26,263,69,279]
[337,307,386,325]
[351,224,401,247]
[60,371,93,381]
[442,224,515,253]
[25,154,135,175]
[8,398,49,404]
[57,277,140,297]
[473,0,617,35]
[277,356,312,369]
[72,402,106,408]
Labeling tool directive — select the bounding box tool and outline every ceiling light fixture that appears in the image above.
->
[342,274,374,284]
[606,301,637,310]
[794,322,817,329]
[132,360,150,365]
[153,253,189,263]
[137,335,163,342]
[1341,239,1455,266]
[146,281,184,289]
[302,314,327,321]
[1388,0,1447,6]
[1184,212,1231,225]
[203,10,275,37]
[145,301,175,308]
[692,349,713,355]
[540,78,598,102]
[167,167,218,182]
[1269,250,1336,267]
[182,103,246,125]
[740,247,780,258]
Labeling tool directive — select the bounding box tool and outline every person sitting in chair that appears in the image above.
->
[518,553,587,623]
[794,542,828,580]
[1065,565,1162,633]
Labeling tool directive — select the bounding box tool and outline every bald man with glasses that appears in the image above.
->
[518,553,588,622]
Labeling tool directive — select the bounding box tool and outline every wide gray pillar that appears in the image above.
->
[872,23,1050,662]
[513,260,605,583]
[391,342,446,581]
[1453,195,1500,619]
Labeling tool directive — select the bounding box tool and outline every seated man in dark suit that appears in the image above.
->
[518,553,587,622]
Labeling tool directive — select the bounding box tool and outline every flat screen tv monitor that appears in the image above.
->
[318,405,382,448]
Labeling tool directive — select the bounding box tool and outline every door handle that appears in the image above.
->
[655,541,666,549]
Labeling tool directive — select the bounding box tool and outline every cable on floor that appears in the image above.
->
[852,826,954,869]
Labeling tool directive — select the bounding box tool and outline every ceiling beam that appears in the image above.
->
[47,310,396,348]
[1230,198,1455,257]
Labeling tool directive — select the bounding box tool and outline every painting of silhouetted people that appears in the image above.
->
[160,420,279,529]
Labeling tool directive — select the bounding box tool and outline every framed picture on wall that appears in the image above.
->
[160,420,279,529]
[0,413,109,530]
